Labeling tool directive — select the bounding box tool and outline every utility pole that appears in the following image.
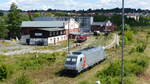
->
[68,17,70,54]
[121,0,125,84]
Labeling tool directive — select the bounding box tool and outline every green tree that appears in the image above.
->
[7,3,21,39]
[33,12,41,18]
[0,12,3,16]
[94,14,109,22]
[20,14,30,21]
[0,17,9,39]
[138,15,150,26]
[110,14,122,26]
[45,12,54,16]
[119,24,131,31]
[53,12,67,16]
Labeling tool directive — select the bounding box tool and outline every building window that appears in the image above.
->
[35,33,42,36]
[55,32,57,36]
[52,32,54,36]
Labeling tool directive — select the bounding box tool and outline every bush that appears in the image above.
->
[129,47,136,54]
[0,64,12,81]
[131,56,149,68]
[125,30,134,41]
[130,40,147,53]
[97,55,149,84]
[19,53,57,70]
[136,41,147,53]
[120,30,134,45]
[125,62,144,76]
[14,74,33,84]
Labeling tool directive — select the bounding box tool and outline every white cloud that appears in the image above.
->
[0,0,150,10]
[100,0,111,4]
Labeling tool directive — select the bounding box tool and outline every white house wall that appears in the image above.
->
[64,19,80,30]
[106,21,112,26]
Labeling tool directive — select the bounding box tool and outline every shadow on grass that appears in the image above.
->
[55,69,78,78]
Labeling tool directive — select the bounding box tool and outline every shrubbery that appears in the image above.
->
[0,52,66,82]
[0,64,13,81]
[16,52,66,70]
[130,40,147,54]
[18,53,58,70]
[120,30,134,45]
[136,43,147,53]
[97,54,149,84]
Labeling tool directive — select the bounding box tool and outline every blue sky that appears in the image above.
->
[0,0,150,10]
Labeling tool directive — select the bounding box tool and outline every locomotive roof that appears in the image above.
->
[71,46,104,55]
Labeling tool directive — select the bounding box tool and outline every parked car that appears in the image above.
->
[76,34,87,43]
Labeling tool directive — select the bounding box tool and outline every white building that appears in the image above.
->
[20,18,80,45]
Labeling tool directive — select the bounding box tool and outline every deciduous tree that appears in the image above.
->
[7,3,21,39]
[0,17,9,39]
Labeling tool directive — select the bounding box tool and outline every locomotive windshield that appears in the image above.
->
[65,56,77,65]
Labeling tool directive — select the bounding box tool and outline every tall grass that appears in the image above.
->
[13,73,33,84]
[0,52,67,82]
[97,54,149,84]
[16,52,66,70]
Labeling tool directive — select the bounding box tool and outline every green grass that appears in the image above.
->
[79,81,90,84]
[13,73,33,84]
[0,55,6,63]
[89,33,114,46]
[95,27,150,84]
[0,41,11,47]
[96,53,149,84]
[34,40,75,50]
[0,52,67,82]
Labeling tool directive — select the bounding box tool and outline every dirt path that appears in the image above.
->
[1,33,118,56]
[103,33,119,49]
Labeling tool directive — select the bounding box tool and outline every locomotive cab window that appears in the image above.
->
[72,58,77,62]
[65,57,77,64]
[66,58,71,61]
